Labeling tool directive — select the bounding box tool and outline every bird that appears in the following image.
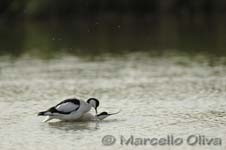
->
[95,111,121,120]
[77,110,121,121]
[38,98,99,122]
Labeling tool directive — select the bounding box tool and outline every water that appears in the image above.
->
[0,53,226,150]
[0,15,226,150]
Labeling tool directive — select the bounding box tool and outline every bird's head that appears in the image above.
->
[87,98,99,114]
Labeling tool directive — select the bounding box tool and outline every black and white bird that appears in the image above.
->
[95,111,121,120]
[78,111,121,121]
[38,98,99,122]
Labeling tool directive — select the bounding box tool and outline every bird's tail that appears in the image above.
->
[37,111,51,116]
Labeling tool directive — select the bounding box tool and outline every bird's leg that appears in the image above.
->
[43,116,54,122]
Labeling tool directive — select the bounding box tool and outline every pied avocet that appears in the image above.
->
[38,98,99,121]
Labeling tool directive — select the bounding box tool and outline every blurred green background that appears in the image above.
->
[0,0,226,58]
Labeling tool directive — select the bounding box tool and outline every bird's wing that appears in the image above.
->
[55,101,79,113]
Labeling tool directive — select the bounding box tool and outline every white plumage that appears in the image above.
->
[56,102,79,113]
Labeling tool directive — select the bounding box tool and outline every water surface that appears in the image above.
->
[0,53,226,150]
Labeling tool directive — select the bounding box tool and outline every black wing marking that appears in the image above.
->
[56,98,80,107]
[52,98,81,114]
